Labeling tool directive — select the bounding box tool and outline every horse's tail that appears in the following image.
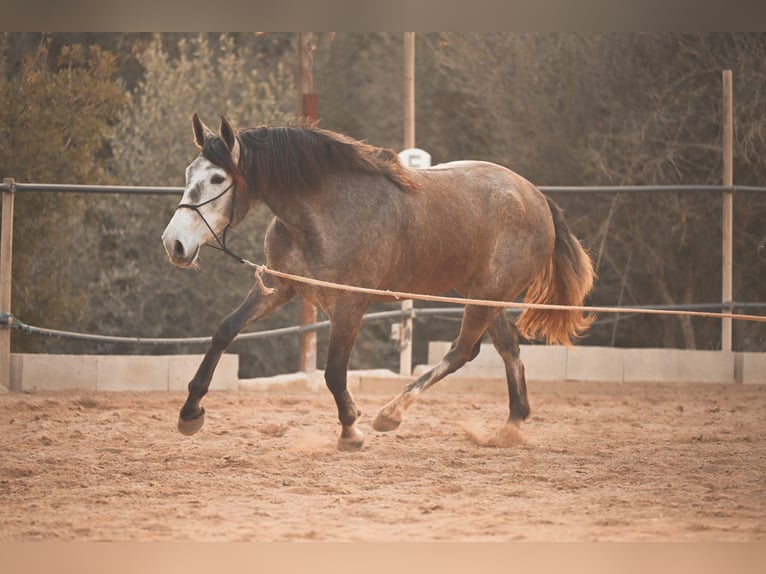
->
[516,196,596,346]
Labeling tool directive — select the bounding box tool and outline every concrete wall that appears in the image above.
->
[9,353,239,392]
[427,342,766,385]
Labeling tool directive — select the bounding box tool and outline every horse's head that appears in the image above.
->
[162,114,245,268]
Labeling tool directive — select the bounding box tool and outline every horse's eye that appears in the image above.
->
[211,174,225,185]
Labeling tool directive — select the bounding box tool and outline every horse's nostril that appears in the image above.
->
[173,240,185,259]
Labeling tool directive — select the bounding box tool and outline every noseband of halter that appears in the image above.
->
[175,180,246,264]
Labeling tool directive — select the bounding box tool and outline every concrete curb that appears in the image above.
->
[9,353,239,392]
[427,342,766,385]
[7,344,765,393]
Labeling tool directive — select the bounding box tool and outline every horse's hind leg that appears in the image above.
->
[487,311,530,426]
[178,275,294,436]
[373,306,497,432]
[324,301,368,451]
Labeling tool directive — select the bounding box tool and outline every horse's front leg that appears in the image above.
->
[178,275,294,435]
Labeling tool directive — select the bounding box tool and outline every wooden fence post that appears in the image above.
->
[299,32,318,373]
[721,70,733,352]
[399,32,416,376]
[1,178,15,391]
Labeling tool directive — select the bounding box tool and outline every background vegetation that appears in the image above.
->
[2,33,765,377]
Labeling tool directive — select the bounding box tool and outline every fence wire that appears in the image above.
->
[3,302,765,347]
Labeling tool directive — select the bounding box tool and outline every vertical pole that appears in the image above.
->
[399,32,416,376]
[299,32,318,373]
[403,33,416,149]
[721,70,733,352]
[1,179,15,392]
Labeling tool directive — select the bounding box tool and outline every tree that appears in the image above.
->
[0,34,126,353]
[416,33,766,350]
[111,33,296,186]
[578,34,766,350]
[100,33,300,375]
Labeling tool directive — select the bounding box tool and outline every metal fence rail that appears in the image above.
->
[4,181,766,196]
[0,181,183,195]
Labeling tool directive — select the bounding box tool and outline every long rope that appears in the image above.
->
[1,259,763,348]
[240,259,766,324]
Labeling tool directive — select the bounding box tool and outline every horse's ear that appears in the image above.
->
[219,116,241,165]
[219,116,237,152]
[192,113,214,148]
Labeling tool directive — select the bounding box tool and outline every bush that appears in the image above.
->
[99,34,301,375]
[0,34,126,353]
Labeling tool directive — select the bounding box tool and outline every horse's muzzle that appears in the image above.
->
[161,233,200,268]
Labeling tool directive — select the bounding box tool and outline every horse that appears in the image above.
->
[161,115,596,451]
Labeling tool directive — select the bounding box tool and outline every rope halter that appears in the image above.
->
[174,180,246,263]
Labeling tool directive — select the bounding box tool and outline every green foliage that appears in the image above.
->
[0,37,124,183]
[312,33,404,150]
[111,33,296,186]
[91,34,301,374]
[0,34,126,352]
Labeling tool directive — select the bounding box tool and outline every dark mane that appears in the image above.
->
[202,124,417,195]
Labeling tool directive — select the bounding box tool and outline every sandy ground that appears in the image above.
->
[1,381,764,541]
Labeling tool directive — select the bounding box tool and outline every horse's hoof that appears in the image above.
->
[372,411,402,432]
[337,426,365,451]
[178,409,205,436]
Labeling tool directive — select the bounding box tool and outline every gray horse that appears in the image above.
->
[161,116,595,451]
